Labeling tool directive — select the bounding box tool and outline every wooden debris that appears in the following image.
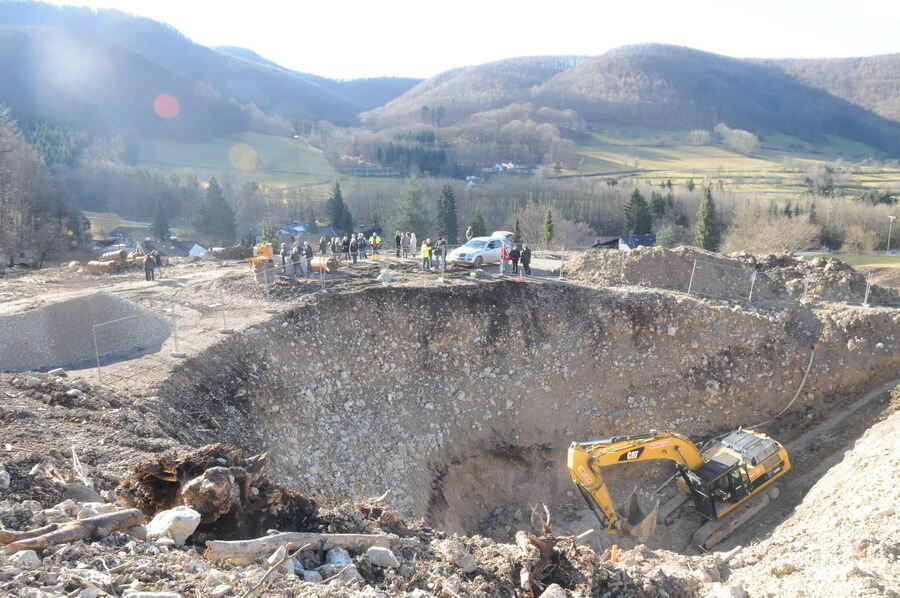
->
[204,532,394,566]
[1,509,144,554]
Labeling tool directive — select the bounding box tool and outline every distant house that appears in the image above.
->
[482,164,503,173]
[187,243,209,257]
[591,236,621,249]
[619,234,656,250]
[276,221,340,246]
[134,239,204,257]
[109,226,151,246]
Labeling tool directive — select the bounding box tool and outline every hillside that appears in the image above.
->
[361,55,583,128]
[367,44,900,156]
[0,26,273,142]
[215,45,421,112]
[763,53,900,123]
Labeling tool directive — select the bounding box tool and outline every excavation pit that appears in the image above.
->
[158,280,900,546]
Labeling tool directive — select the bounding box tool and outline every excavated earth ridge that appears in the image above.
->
[158,279,900,538]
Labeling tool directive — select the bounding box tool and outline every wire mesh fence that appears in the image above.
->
[686,259,759,304]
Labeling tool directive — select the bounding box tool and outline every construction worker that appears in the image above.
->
[421,238,432,271]
[369,232,382,256]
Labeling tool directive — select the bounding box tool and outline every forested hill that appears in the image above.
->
[214,46,421,113]
[0,1,415,140]
[365,44,900,156]
[761,53,900,124]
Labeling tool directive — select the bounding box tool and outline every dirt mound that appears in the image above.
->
[564,246,900,306]
[0,292,170,372]
[726,404,900,597]
[157,280,900,547]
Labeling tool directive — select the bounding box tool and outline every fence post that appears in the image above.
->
[218,289,234,334]
[687,259,698,295]
[91,325,102,382]
[747,271,757,306]
[320,267,326,292]
[863,273,872,307]
[170,314,187,358]
[802,272,811,303]
[620,250,626,284]
[559,246,565,281]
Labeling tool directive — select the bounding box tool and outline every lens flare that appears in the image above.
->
[153,94,180,119]
[229,143,261,171]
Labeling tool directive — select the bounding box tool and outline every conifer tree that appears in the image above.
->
[470,211,487,237]
[514,218,523,243]
[543,208,554,246]
[624,189,652,235]
[194,177,236,245]
[694,186,720,251]
[437,183,458,243]
[151,199,170,241]
[398,183,430,236]
[325,182,353,233]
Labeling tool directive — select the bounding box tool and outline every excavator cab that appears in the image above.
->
[685,454,751,520]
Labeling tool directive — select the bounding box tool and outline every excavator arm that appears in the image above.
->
[566,431,707,540]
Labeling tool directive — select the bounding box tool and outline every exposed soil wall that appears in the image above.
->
[158,280,900,535]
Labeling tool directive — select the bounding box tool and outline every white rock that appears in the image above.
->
[145,506,201,545]
[709,584,748,598]
[365,546,400,568]
[0,468,9,490]
[325,547,353,565]
[266,545,293,575]
[123,593,183,598]
[300,569,323,582]
[434,539,478,573]
[209,584,233,597]
[539,584,568,598]
[78,590,99,598]
[9,550,41,569]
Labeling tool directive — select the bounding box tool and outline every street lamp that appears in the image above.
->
[888,215,897,255]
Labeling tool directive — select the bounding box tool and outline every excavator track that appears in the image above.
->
[691,485,780,549]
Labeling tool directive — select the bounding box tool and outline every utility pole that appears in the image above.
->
[887,215,897,255]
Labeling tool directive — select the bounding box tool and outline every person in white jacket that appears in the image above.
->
[410,232,418,256]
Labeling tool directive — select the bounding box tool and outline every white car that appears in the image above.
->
[448,231,513,268]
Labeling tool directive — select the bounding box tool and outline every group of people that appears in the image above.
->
[393,231,418,258]
[279,241,315,277]
[143,250,163,281]
[317,232,385,264]
[418,237,448,271]
[499,243,532,276]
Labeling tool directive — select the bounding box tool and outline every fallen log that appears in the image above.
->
[205,532,394,565]
[0,524,57,545]
[2,509,144,554]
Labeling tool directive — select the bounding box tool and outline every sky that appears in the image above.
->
[44,0,900,79]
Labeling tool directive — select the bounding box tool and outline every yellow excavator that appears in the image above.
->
[567,429,790,548]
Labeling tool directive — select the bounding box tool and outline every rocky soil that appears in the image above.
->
[1,249,898,597]
[564,247,900,307]
[157,279,900,545]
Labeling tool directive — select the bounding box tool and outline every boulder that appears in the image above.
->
[146,506,201,545]
[9,550,41,569]
[539,584,568,598]
[433,539,478,573]
[365,546,400,568]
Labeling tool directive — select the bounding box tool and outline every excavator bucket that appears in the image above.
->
[617,490,659,542]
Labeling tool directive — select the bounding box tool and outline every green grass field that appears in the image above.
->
[137,132,335,186]
[827,254,900,267]
[570,126,900,198]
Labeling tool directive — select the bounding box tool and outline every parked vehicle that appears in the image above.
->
[447,231,513,268]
